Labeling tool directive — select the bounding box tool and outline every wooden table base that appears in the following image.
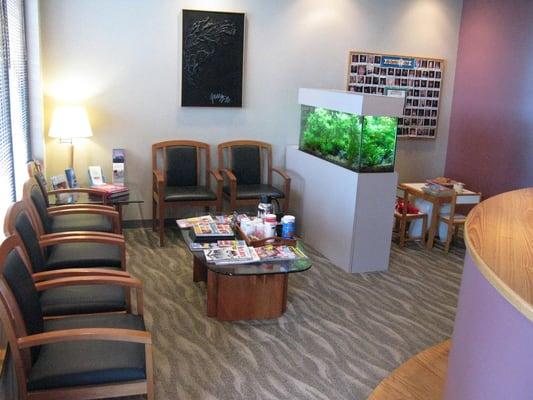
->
[193,256,288,321]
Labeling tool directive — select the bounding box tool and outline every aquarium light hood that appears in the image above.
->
[298,88,405,117]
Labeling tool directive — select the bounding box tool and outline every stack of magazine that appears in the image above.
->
[204,243,307,265]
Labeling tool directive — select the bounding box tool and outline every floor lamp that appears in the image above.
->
[48,105,93,169]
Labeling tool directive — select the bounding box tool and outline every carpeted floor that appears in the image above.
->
[116,227,465,400]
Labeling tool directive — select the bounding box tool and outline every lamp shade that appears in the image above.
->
[48,105,93,139]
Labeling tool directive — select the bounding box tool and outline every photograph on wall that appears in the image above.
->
[347,51,444,139]
[181,10,245,107]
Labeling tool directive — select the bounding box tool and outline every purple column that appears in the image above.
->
[444,252,533,399]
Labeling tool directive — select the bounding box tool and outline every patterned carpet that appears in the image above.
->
[118,227,465,400]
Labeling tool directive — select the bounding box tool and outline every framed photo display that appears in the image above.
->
[181,10,245,107]
[346,51,444,139]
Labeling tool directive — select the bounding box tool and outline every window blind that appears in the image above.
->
[0,0,30,220]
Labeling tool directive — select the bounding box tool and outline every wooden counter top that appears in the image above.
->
[464,188,533,321]
[368,340,450,400]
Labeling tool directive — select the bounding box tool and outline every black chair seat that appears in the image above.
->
[46,242,122,270]
[40,284,126,316]
[50,214,113,233]
[28,314,146,391]
[164,185,217,202]
[223,184,284,200]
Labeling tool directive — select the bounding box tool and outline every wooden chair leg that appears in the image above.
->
[444,221,453,253]
[398,218,406,248]
[152,199,157,232]
[421,215,427,245]
[158,205,165,247]
[146,344,154,400]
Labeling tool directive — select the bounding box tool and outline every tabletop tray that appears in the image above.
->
[234,223,297,248]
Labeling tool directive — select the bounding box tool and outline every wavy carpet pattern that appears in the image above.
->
[119,227,464,400]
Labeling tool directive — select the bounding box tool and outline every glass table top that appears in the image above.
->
[49,183,143,206]
[180,227,312,276]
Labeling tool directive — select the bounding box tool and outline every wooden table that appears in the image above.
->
[400,183,481,249]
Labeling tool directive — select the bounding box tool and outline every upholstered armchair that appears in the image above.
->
[152,140,222,246]
[23,177,120,234]
[0,235,153,400]
[4,201,133,316]
[217,140,291,213]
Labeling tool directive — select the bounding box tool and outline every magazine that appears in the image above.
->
[64,168,78,188]
[112,148,125,184]
[193,223,233,237]
[176,215,214,229]
[204,246,254,265]
[88,165,105,186]
[188,240,246,251]
[90,183,129,198]
[50,175,68,190]
[254,245,307,262]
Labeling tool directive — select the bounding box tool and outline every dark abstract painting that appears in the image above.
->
[181,10,245,107]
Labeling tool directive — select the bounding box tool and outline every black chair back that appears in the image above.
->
[231,145,261,185]
[14,211,47,273]
[165,146,197,187]
[2,246,44,363]
[29,186,52,233]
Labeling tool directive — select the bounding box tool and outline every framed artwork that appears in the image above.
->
[347,51,444,139]
[181,10,245,107]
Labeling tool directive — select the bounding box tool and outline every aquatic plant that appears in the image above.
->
[300,107,397,172]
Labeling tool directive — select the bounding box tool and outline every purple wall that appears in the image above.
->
[445,0,533,199]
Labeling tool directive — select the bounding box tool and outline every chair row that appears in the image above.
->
[152,139,291,245]
[0,177,154,399]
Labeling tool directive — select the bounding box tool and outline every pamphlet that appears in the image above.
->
[50,175,68,190]
[253,245,307,262]
[112,148,125,184]
[88,166,105,186]
[64,168,78,188]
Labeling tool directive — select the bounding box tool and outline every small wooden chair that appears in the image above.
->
[152,140,222,246]
[394,185,427,248]
[438,190,481,252]
[217,140,291,213]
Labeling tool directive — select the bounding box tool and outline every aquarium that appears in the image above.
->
[299,105,398,173]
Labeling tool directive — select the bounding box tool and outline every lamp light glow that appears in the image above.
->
[48,105,93,140]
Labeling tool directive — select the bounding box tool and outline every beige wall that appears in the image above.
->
[40,0,463,221]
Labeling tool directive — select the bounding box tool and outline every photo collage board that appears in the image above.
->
[347,51,444,139]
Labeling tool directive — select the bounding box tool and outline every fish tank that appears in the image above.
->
[299,105,398,173]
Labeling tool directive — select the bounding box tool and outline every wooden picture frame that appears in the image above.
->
[346,51,444,139]
[181,10,245,107]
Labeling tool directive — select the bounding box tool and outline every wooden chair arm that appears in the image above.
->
[33,268,130,282]
[49,204,115,212]
[208,169,223,182]
[35,276,142,291]
[39,234,125,248]
[152,169,164,196]
[47,207,119,219]
[40,232,124,241]
[17,328,151,349]
[220,169,237,182]
[272,167,291,182]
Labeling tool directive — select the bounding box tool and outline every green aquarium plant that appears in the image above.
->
[299,106,398,173]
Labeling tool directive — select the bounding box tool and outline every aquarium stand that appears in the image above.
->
[285,145,397,273]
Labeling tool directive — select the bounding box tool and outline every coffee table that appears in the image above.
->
[180,228,312,321]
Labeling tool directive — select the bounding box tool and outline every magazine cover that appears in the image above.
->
[112,148,125,184]
[50,175,68,190]
[254,245,306,262]
[193,223,233,236]
[204,246,253,264]
[176,215,214,229]
[88,165,105,186]
[64,168,78,188]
